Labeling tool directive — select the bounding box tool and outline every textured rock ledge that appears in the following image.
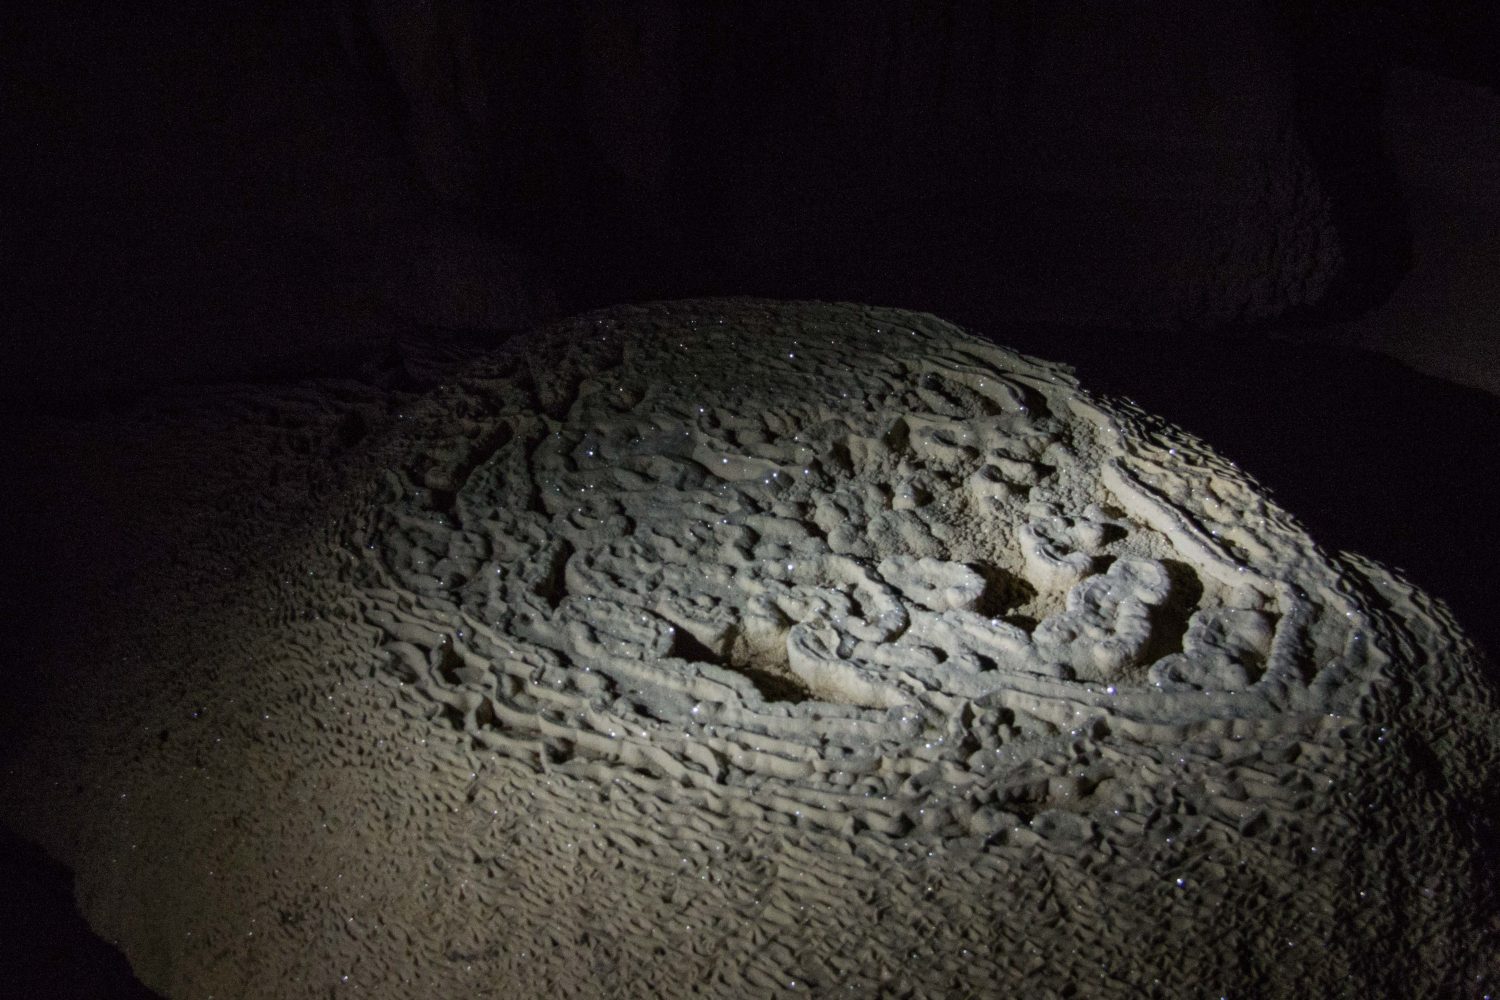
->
[4,300,1496,998]
[355,301,1391,839]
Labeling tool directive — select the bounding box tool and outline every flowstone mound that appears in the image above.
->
[5,300,1497,998]
[356,303,1401,835]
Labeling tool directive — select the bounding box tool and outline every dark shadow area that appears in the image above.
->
[0,827,163,999]
[971,563,1037,621]
[1140,559,1207,667]
[668,626,811,704]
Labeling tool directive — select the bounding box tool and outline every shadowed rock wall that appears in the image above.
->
[6,1,1495,400]
[363,1,1341,328]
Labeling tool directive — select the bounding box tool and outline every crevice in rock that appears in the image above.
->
[668,625,811,703]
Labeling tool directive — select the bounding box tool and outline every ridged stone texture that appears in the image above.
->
[5,300,1496,998]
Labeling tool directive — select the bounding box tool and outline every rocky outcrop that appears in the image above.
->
[4,301,1493,998]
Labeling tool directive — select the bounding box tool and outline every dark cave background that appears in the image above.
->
[2,3,1498,995]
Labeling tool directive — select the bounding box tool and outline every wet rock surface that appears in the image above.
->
[3,301,1495,998]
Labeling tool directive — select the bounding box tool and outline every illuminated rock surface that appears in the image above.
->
[4,300,1497,998]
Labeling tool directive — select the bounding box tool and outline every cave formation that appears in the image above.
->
[3,4,1499,998]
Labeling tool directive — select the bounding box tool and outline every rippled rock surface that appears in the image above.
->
[6,301,1497,998]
